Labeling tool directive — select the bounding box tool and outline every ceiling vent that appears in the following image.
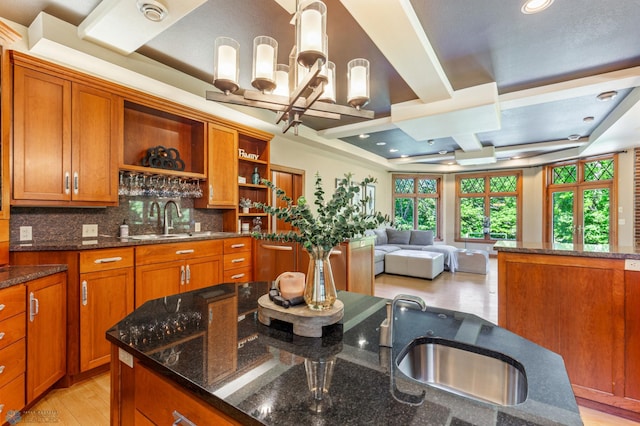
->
[78,0,206,55]
[137,1,168,22]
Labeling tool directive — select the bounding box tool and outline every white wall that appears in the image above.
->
[270,135,392,217]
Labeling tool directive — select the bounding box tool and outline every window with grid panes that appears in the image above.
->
[392,174,442,239]
[456,171,521,241]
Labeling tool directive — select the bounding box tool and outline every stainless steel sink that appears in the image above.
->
[128,231,223,241]
[129,233,191,240]
[396,337,528,406]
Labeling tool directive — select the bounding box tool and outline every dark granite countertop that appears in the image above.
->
[107,283,583,426]
[0,264,68,289]
[9,232,245,252]
[494,240,640,260]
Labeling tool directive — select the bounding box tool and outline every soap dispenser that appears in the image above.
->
[120,220,129,238]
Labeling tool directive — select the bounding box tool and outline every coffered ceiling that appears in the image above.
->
[1,0,639,171]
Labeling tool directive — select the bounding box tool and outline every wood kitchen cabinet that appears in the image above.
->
[79,248,134,372]
[498,251,639,417]
[223,237,253,283]
[195,122,238,209]
[12,55,119,206]
[253,237,375,295]
[135,240,223,307]
[26,272,67,403]
[0,284,26,417]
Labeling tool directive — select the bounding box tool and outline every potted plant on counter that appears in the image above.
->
[253,173,390,311]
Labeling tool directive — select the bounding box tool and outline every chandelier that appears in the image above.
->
[205,0,374,135]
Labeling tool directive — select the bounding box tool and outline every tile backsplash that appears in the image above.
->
[10,196,224,243]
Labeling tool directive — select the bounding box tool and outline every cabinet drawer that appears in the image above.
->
[135,363,240,426]
[0,314,26,351]
[0,374,25,417]
[223,267,252,283]
[223,238,252,254]
[136,240,223,265]
[0,285,25,322]
[223,252,252,271]
[0,339,25,388]
[80,247,134,273]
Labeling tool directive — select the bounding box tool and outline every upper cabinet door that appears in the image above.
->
[12,65,119,206]
[195,123,238,208]
[71,83,119,203]
[13,66,72,202]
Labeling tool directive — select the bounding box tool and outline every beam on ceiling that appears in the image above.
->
[581,86,640,157]
[452,134,482,152]
[340,0,453,103]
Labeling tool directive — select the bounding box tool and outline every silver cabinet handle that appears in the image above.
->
[186,265,191,284]
[0,403,4,414]
[231,257,245,263]
[231,273,245,280]
[176,249,195,255]
[0,304,4,311]
[231,243,245,248]
[82,280,88,306]
[65,172,70,194]
[29,292,39,322]
[172,410,196,426]
[73,171,79,195]
[209,184,213,202]
[0,332,4,340]
[180,266,185,285]
[0,366,5,374]
[94,256,123,264]
[261,244,293,251]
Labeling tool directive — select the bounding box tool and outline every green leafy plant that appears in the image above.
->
[253,173,390,253]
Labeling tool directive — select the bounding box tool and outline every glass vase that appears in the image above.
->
[304,246,337,311]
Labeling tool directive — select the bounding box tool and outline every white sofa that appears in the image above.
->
[366,229,459,275]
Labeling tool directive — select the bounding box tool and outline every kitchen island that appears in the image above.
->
[495,241,640,420]
[107,281,582,425]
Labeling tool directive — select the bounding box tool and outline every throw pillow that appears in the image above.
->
[386,229,410,245]
[410,230,433,246]
[373,228,388,245]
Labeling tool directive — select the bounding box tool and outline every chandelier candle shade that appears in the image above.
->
[213,37,239,94]
[296,0,327,67]
[206,0,374,134]
[348,58,370,109]
[252,36,278,92]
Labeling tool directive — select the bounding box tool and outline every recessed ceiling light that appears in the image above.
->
[358,133,370,139]
[389,149,398,153]
[568,134,581,141]
[583,116,594,122]
[401,154,408,158]
[376,142,386,146]
[438,150,448,155]
[521,0,554,14]
[597,91,618,102]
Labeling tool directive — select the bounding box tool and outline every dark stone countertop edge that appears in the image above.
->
[0,264,68,289]
[9,232,247,252]
[493,241,640,260]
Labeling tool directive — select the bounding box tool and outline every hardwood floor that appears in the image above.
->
[26,259,638,425]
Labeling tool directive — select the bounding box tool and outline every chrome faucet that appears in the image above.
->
[380,294,427,347]
[163,200,182,235]
[150,201,161,227]
[380,294,428,406]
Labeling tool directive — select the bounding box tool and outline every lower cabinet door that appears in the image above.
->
[80,268,134,371]
[135,261,182,308]
[27,273,67,403]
